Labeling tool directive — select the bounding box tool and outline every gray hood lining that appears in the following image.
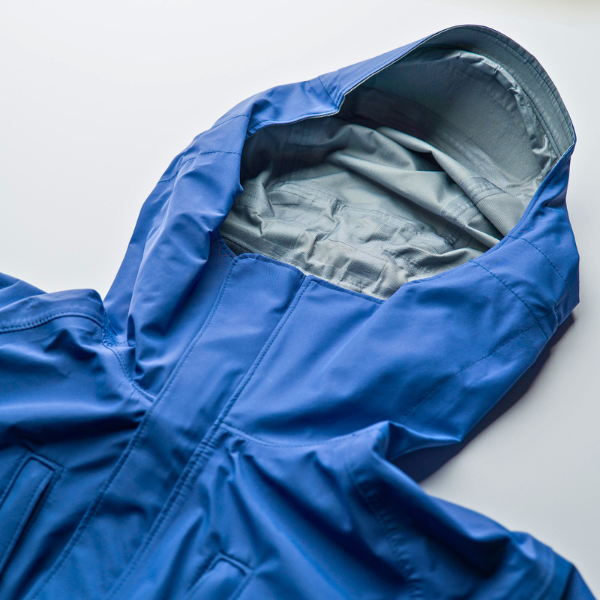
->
[219,27,574,300]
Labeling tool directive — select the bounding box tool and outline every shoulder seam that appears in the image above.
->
[472,260,548,340]
[0,311,103,334]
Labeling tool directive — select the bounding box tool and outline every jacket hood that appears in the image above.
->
[100,25,578,414]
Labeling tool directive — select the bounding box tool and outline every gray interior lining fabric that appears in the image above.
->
[220,28,575,300]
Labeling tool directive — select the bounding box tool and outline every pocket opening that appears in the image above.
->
[0,454,55,577]
[186,551,252,600]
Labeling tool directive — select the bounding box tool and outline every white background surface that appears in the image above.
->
[1,0,598,593]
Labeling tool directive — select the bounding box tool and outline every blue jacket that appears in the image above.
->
[0,24,595,600]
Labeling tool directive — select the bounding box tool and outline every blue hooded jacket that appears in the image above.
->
[0,24,595,600]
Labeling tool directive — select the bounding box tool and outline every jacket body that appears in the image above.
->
[0,25,594,600]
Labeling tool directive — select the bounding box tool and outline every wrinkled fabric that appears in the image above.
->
[0,24,595,600]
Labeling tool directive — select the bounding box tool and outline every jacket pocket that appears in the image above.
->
[0,454,55,576]
[186,552,252,600]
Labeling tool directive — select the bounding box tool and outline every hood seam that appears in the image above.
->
[471,260,549,340]
[507,234,572,311]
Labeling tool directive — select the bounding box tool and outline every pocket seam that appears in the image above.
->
[0,454,57,575]
[185,551,253,600]
[0,453,30,509]
[0,473,51,565]
[9,454,63,565]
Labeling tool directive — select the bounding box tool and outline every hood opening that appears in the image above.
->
[220,26,575,300]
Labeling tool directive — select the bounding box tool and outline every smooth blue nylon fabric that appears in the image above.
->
[0,24,595,600]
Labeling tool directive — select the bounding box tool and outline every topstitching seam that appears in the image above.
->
[507,234,572,310]
[102,339,155,404]
[100,312,155,404]
[220,422,362,449]
[345,450,422,598]
[247,108,339,136]
[8,455,63,564]
[28,256,247,599]
[311,278,383,305]
[184,551,252,598]
[158,151,241,183]
[472,260,548,339]
[0,474,51,569]
[0,454,30,510]
[317,74,336,105]
[211,114,250,131]
[0,312,104,334]
[103,275,311,600]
